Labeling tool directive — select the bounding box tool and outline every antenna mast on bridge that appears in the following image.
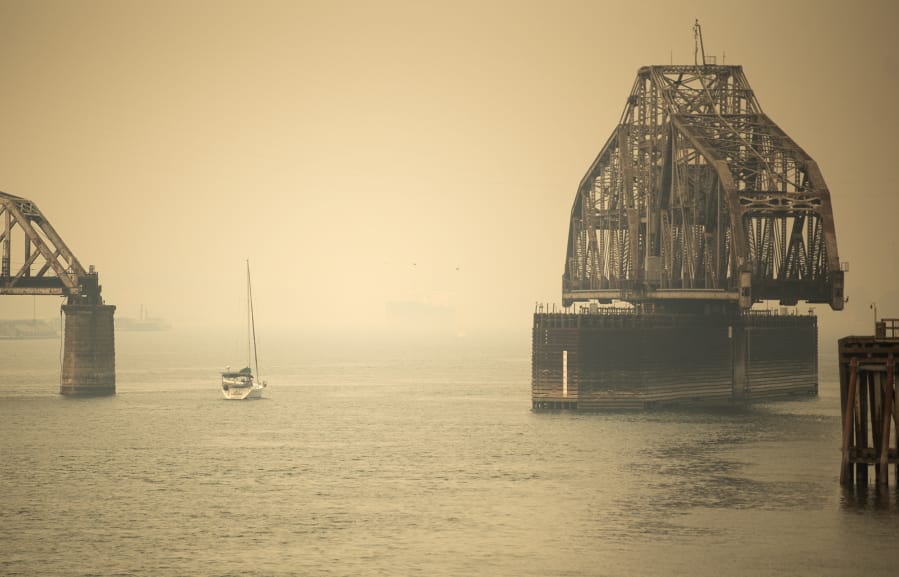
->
[694,19,707,66]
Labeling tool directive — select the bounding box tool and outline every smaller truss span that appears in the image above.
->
[0,191,102,304]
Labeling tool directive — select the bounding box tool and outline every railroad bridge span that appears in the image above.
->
[1,191,115,395]
[534,62,844,410]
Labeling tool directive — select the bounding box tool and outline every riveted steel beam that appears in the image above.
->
[563,65,843,310]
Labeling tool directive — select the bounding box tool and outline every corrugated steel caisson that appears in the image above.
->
[533,308,817,410]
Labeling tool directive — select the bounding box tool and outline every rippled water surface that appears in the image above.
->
[2,329,897,576]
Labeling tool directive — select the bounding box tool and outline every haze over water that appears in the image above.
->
[2,330,896,577]
[1,0,898,338]
[3,1,899,575]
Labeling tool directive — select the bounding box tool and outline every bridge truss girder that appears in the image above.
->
[563,65,844,311]
[0,191,101,304]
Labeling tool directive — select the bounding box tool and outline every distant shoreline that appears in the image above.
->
[0,318,58,339]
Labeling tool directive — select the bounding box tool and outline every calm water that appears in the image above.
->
[2,328,897,577]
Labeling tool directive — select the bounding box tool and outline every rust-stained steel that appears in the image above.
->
[563,65,844,311]
[0,191,102,304]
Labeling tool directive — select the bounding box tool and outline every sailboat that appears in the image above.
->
[221,261,267,400]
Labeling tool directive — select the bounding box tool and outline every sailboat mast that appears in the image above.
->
[246,261,251,370]
[247,260,260,379]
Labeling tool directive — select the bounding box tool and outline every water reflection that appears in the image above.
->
[840,485,899,513]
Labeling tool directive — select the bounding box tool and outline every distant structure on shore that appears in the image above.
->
[115,305,171,332]
[0,318,58,339]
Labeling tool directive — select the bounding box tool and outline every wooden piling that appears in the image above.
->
[840,358,858,485]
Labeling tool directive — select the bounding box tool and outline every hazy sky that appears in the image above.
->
[1,0,896,340]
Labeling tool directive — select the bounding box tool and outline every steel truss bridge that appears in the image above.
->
[563,64,844,311]
[0,191,102,305]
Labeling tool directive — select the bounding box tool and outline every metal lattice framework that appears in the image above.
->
[563,64,844,311]
[0,191,101,303]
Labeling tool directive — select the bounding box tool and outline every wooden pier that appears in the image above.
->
[839,319,899,486]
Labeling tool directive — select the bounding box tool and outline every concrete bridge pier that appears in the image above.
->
[61,303,116,396]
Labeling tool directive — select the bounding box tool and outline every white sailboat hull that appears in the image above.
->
[221,372,266,400]
[221,383,265,400]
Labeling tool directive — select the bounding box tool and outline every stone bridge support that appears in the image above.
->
[61,304,116,396]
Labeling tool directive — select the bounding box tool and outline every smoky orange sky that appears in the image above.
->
[1,0,897,342]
